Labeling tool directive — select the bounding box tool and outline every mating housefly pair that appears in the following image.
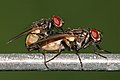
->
[7,15,111,70]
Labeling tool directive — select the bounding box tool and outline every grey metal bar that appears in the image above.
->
[0,53,119,71]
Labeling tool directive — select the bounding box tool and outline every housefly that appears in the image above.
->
[7,15,64,51]
[35,28,111,69]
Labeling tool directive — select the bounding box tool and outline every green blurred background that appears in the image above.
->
[0,0,120,80]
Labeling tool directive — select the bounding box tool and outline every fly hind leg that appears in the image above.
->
[41,52,50,70]
[45,41,66,63]
[37,45,49,69]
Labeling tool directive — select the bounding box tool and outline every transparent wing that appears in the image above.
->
[6,27,33,44]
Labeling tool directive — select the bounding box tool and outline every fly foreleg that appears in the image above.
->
[93,43,107,59]
[96,44,111,53]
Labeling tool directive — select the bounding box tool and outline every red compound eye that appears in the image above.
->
[52,15,61,27]
[90,29,99,39]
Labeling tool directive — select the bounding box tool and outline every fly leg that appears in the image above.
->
[47,28,54,36]
[93,43,107,59]
[75,51,83,70]
[41,52,49,69]
[71,41,83,70]
[45,41,66,63]
[56,27,64,33]
[45,50,63,63]
[37,45,49,69]
[96,44,111,53]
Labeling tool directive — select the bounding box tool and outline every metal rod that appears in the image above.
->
[0,53,119,71]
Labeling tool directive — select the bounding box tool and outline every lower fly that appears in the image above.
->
[35,28,111,70]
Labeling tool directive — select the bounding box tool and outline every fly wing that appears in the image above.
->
[6,26,42,44]
[6,27,33,44]
[36,33,68,43]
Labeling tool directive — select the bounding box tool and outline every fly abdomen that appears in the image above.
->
[41,39,64,51]
[26,34,39,47]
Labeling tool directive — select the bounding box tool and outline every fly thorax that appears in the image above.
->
[31,29,40,34]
